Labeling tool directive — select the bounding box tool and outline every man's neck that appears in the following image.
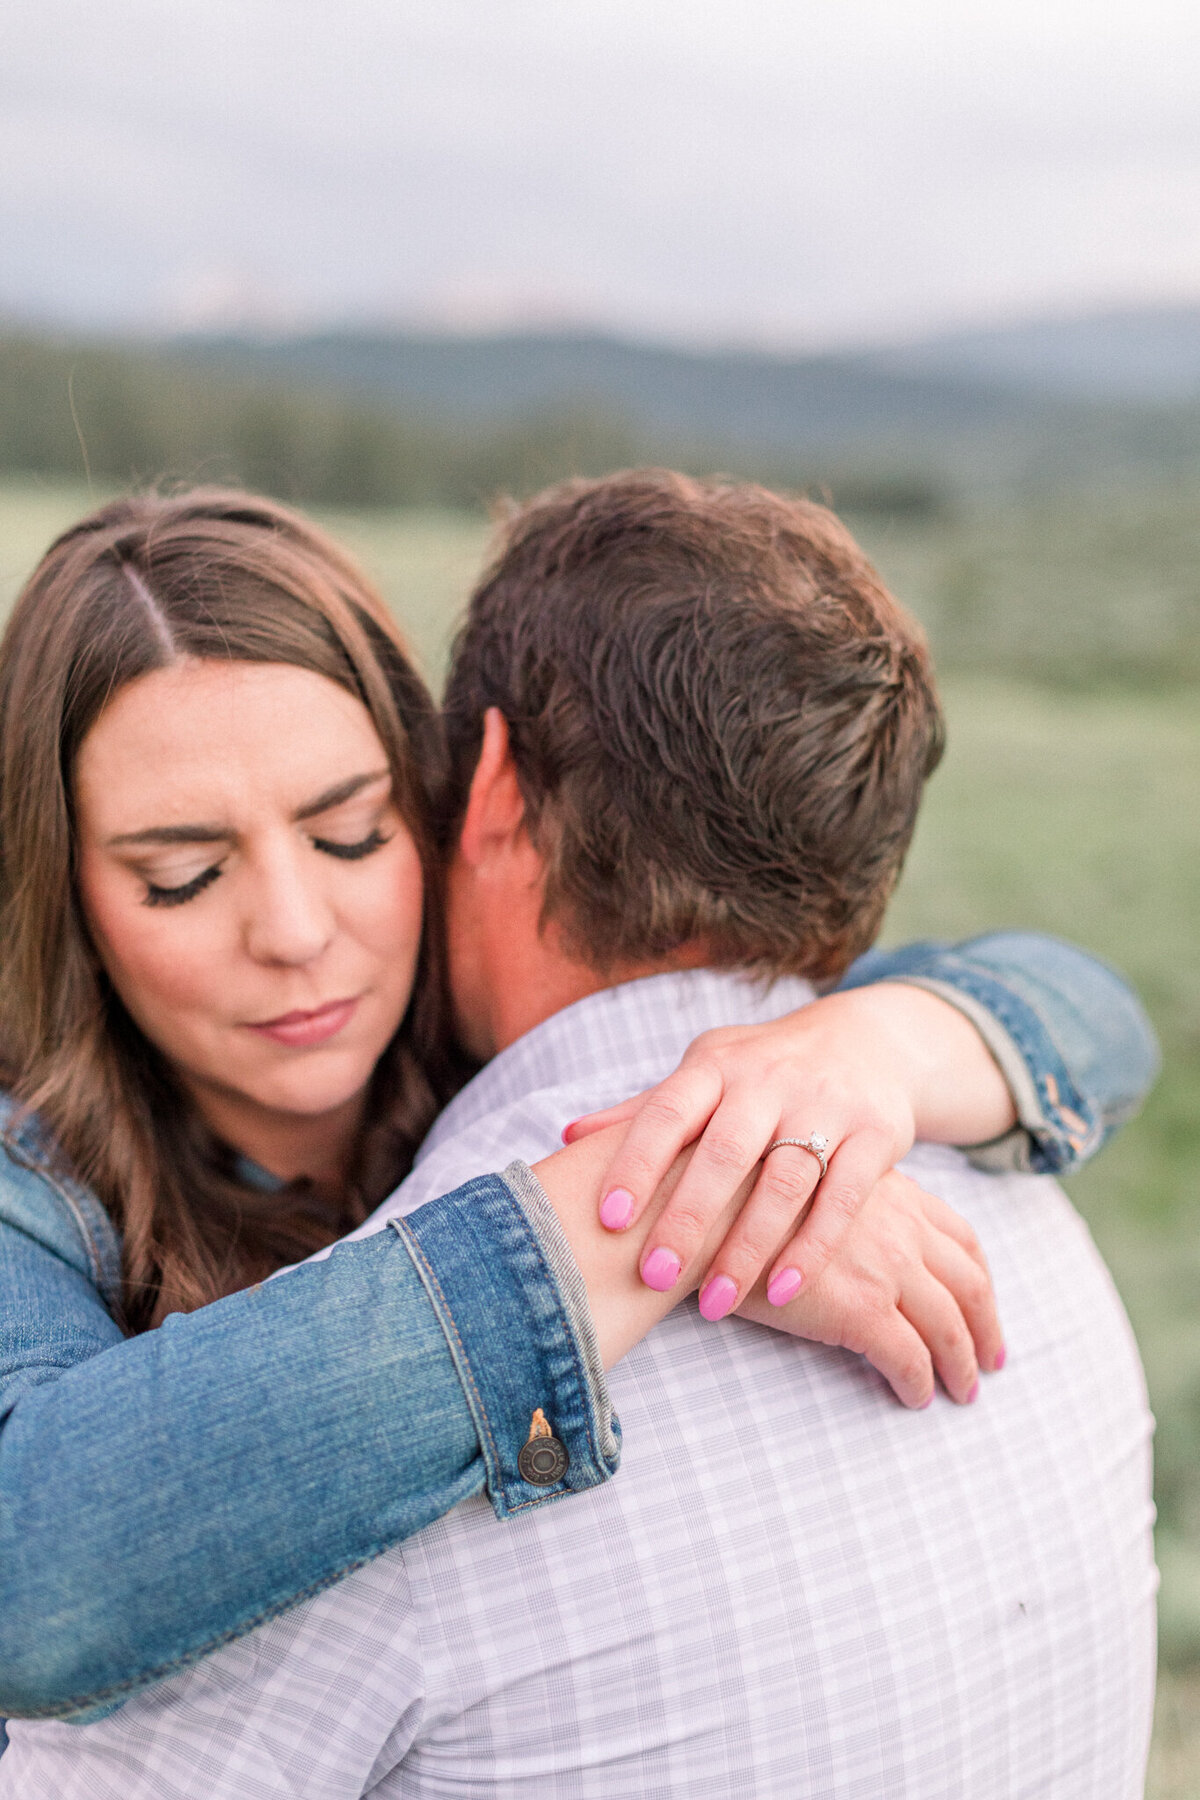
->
[443,791,713,1060]
[485,940,715,1055]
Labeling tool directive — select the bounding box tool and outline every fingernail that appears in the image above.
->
[561,1122,578,1145]
[766,1267,803,1307]
[994,1344,1007,1372]
[641,1246,682,1291]
[919,1392,934,1410]
[966,1379,980,1404]
[698,1275,738,1322]
[599,1188,635,1231]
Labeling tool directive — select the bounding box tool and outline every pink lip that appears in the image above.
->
[246,997,360,1048]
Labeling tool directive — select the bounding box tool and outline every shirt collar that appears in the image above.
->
[417,966,816,1163]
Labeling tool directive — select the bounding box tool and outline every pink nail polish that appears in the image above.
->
[966,1379,980,1404]
[641,1246,682,1291]
[766,1267,803,1307]
[698,1275,738,1322]
[599,1188,635,1231]
[994,1345,1007,1372]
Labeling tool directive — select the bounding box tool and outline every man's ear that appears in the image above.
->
[456,708,529,868]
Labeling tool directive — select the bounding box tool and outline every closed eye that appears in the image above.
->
[311,828,391,862]
[144,864,223,908]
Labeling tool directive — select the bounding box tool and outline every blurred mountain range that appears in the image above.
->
[168,303,1200,494]
[178,303,1200,433]
[873,306,1200,402]
[175,328,1027,451]
[5,303,1200,508]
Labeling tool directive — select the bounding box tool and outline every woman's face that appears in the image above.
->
[75,659,425,1173]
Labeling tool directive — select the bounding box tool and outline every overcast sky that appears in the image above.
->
[3,0,1200,347]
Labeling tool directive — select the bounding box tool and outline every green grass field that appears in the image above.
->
[2,477,1198,1791]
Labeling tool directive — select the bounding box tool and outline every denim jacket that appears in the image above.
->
[0,933,1159,1729]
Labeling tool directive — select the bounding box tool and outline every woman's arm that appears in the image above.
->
[838,930,1161,1172]
[0,1140,997,1727]
[0,929,1151,1721]
[0,1169,618,1721]
[0,1092,1005,1727]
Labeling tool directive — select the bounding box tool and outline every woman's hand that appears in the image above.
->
[537,1124,1004,1404]
[562,983,1017,1316]
[736,1169,1005,1409]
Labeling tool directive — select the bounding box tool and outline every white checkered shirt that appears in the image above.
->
[3,970,1158,1798]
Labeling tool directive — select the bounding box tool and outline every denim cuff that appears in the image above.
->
[500,1161,618,1466]
[391,1167,620,1520]
[878,965,1100,1175]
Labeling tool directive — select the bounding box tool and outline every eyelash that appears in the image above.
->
[142,829,392,908]
[310,828,391,862]
[144,865,222,909]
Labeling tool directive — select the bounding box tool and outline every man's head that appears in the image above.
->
[442,469,944,1056]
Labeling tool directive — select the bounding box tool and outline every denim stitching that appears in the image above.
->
[486,1174,604,1473]
[0,1135,122,1315]
[500,1160,617,1464]
[388,1217,506,1499]
[396,1175,608,1504]
[881,965,1097,1172]
[400,1198,601,1492]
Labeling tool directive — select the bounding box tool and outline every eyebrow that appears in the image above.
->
[292,769,390,824]
[106,770,391,848]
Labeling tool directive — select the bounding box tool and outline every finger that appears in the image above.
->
[594,1063,725,1235]
[763,1130,893,1298]
[638,1088,785,1294]
[691,1139,825,1317]
[561,1095,643,1144]
[896,1266,980,1404]
[906,1185,992,1269]
[920,1229,1005,1374]
[854,1309,935,1410]
[887,1176,1002,1368]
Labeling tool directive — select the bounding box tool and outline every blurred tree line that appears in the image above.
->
[0,329,635,506]
[8,328,1197,683]
[0,329,944,517]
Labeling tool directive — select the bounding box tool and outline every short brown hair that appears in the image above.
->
[443,469,944,980]
[0,487,453,1331]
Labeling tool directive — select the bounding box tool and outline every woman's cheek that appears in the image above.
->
[363,836,425,977]
[86,876,233,1041]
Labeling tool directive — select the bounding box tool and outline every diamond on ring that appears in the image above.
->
[763,1133,830,1181]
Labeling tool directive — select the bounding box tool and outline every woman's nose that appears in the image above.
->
[242,849,336,967]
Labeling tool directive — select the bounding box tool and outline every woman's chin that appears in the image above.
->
[244,1070,374,1123]
[190,1048,377,1129]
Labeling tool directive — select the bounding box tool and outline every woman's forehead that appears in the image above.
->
[74,660,388,837]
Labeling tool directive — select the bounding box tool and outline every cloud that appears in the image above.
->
[3,0,1199,342]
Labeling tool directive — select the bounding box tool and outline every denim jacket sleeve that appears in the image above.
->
[838,931,1160,1174]
[0,1133,616,1723]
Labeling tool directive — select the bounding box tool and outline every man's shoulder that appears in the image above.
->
[374,1071,642,1224]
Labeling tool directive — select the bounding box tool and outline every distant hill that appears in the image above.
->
[871,305,1200,403]
[171,313,1200,493]
[174,329,1033,460]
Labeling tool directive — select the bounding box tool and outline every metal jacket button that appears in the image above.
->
[518,1408,569,1486]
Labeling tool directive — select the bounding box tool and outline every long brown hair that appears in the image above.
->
[0,488,457,1332]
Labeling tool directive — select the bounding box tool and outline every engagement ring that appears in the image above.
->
[764,1131,830,1181]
